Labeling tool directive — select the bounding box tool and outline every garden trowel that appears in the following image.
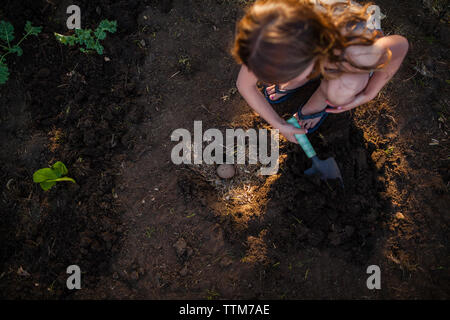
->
[287,116,344,187]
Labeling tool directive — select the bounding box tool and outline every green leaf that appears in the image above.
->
[84,38,96,50]
[10,45,23,56]
[55,32,67,44]
[40,181,56,191]
[33,168,59,183]
[98,20,117,33]
[67,36,77,45]
[33,161,75,190]
[95,43,104,55]
[24,21,42,36]
[52,161,68,177]
[0,20,14,43]
[0,62,9,84]
[94,28,106,40]
[75,29,92,42]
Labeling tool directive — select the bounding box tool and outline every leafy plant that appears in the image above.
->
[54,19,117,55]
[33,161,76,191]
[0,20,42,84]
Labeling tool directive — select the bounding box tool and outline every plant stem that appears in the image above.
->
[0,52,9,64]
[5,30,11,48]
[14,29,33,48]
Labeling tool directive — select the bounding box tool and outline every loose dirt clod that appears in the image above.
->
[173,238,187,257]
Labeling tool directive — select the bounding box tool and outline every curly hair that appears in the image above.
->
[232,0,391,84]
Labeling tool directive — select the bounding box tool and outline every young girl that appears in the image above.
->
[233,0,408,142]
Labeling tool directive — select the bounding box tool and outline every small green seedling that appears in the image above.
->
[178,55,191,73]
[0,20,42,84]
[33,161,76,191]
[54,19,117,55]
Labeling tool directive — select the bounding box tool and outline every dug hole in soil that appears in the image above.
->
[0,0,449,299]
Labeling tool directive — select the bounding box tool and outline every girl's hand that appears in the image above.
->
[277,121,308,144]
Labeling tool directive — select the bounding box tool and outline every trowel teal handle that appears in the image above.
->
[286,116,317,159]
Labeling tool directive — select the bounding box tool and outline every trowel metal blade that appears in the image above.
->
[321,157,343,180]
[304,157,344,186]
[304,166,318,176]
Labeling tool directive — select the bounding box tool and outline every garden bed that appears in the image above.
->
[0,0,448,299]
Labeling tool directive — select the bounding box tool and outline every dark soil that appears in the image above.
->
[0,0,448,299]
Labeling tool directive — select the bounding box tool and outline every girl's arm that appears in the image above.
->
[236,65,307,143]
[326,35,409,113]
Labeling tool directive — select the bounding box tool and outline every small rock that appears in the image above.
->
[186,247,193,258]
[375,155,386,170]
[17,266,30,277]
[173,238,187,256]
[395,212,405,220]
[372,150,386,171]
[179,265,188,276]
[220,257,233,268]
